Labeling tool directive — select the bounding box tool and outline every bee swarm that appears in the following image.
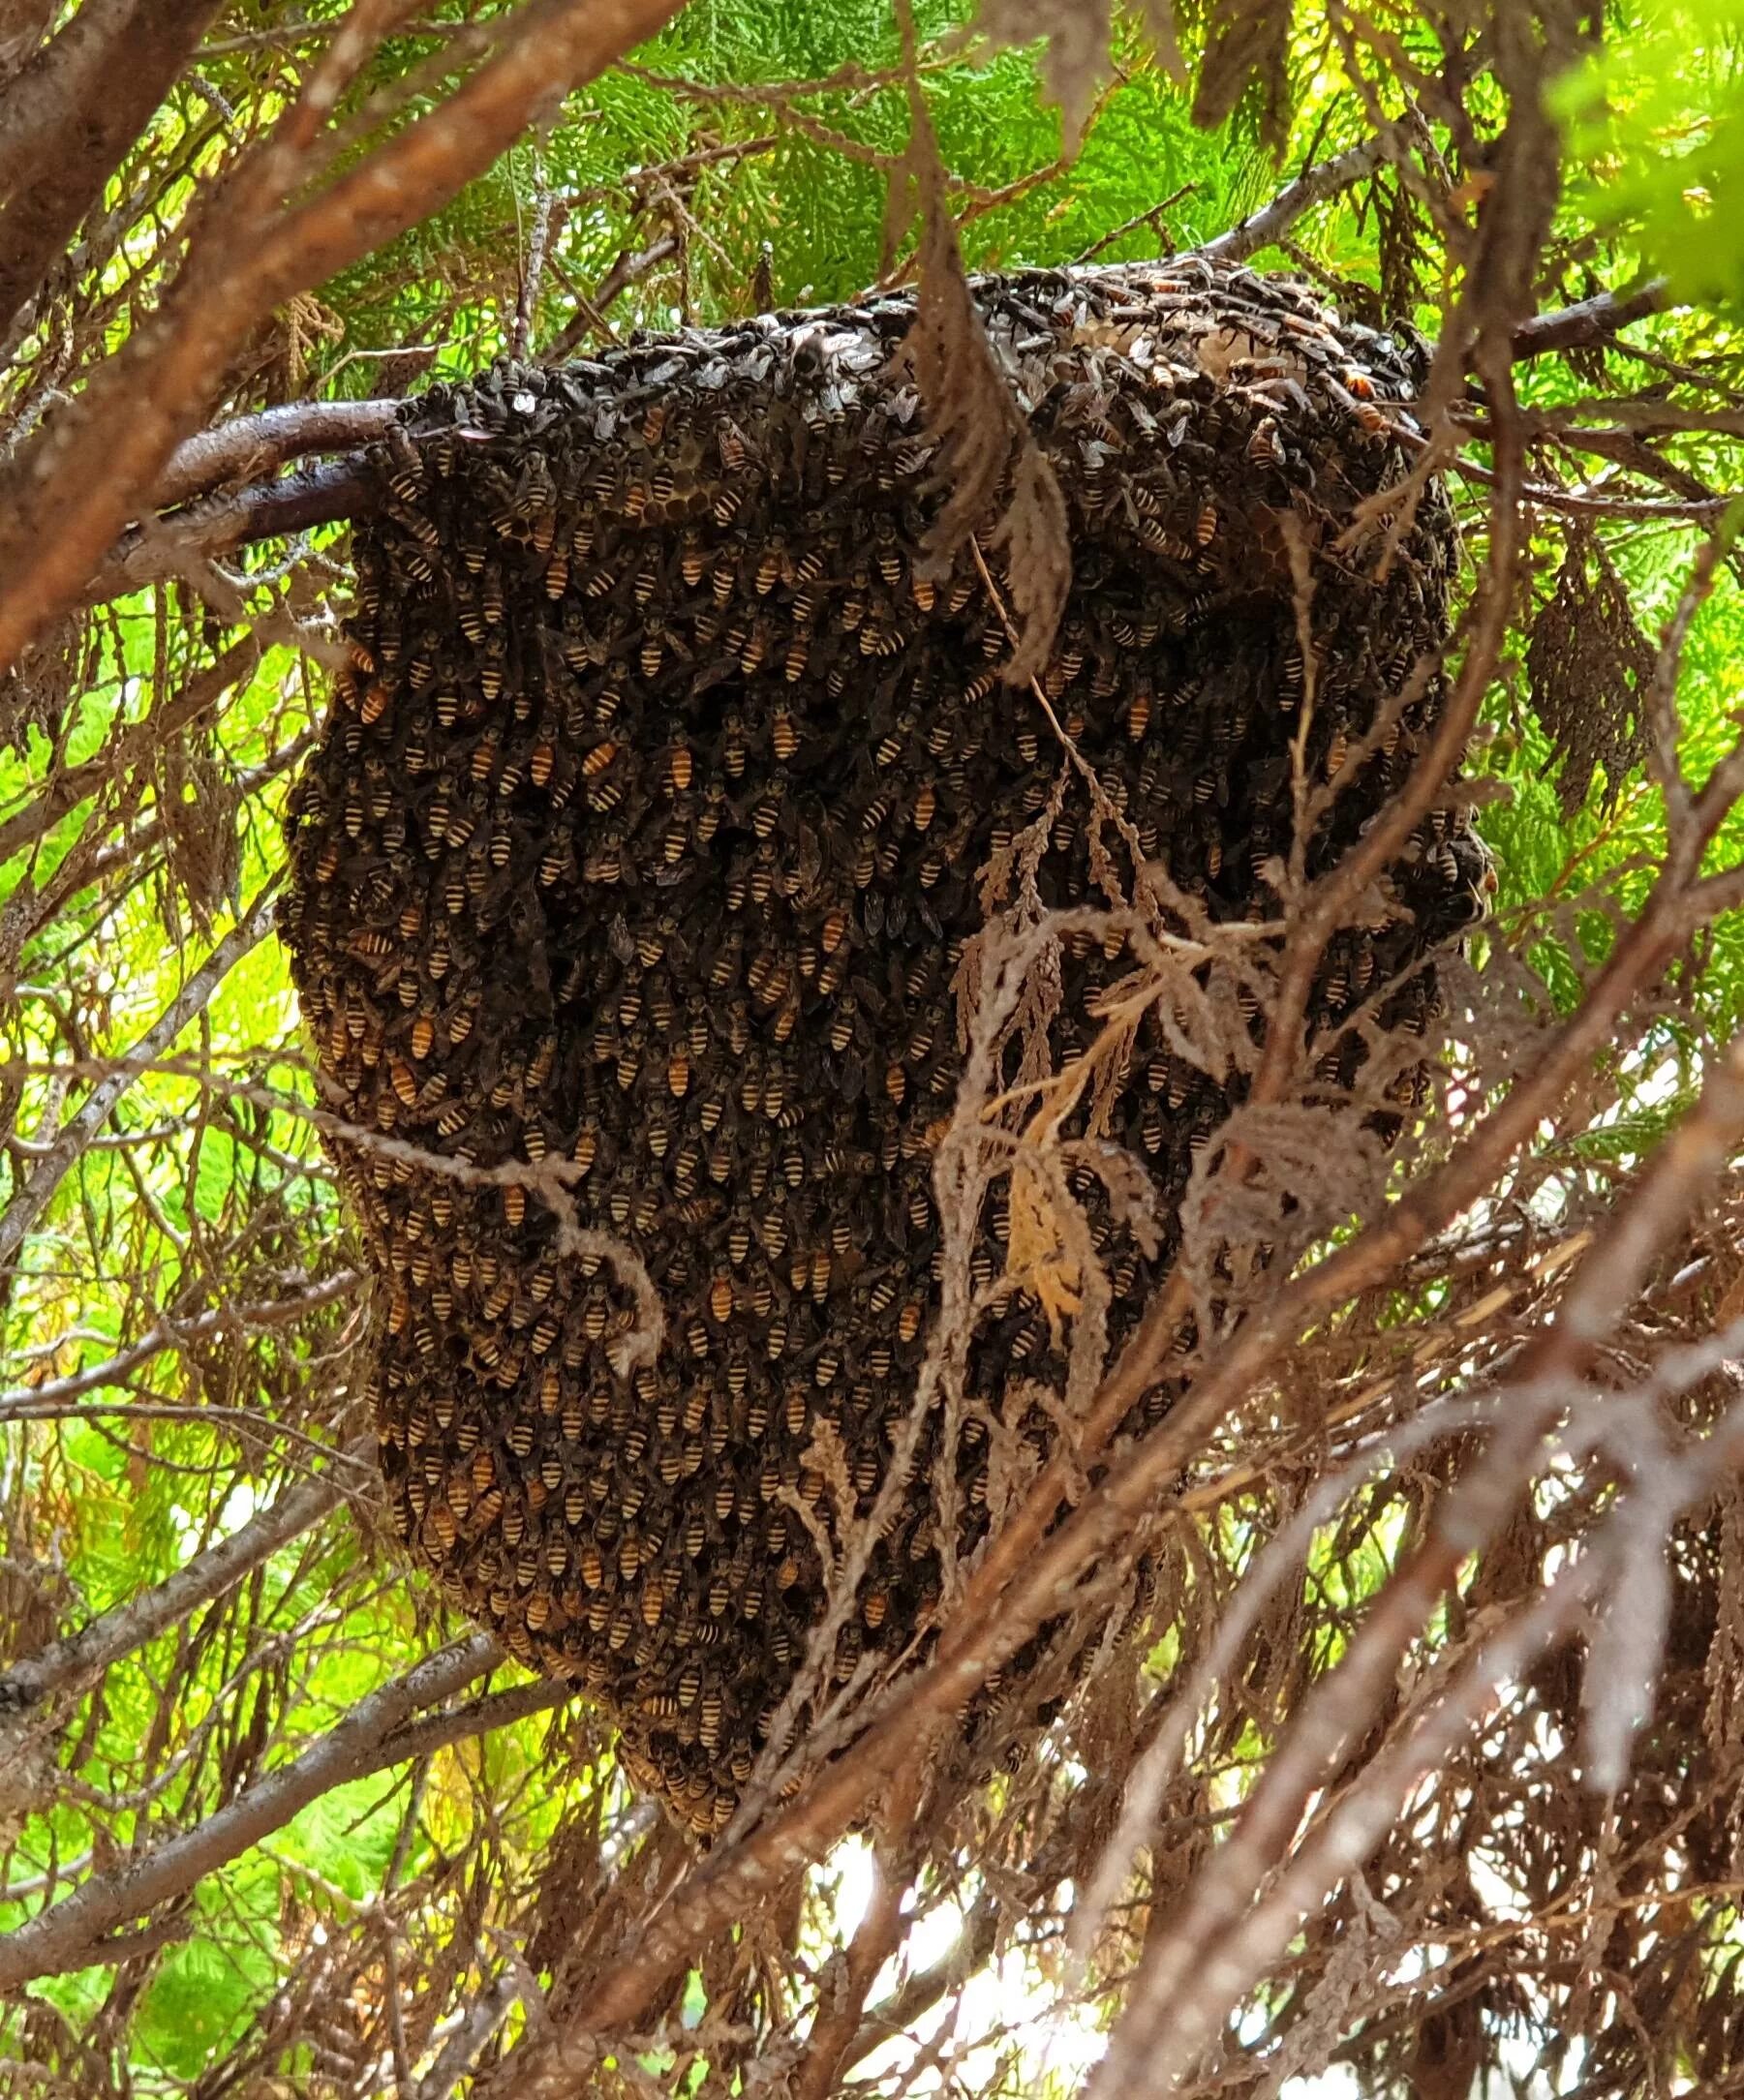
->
[283,259,1486,1837]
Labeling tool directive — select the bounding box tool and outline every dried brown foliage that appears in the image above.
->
[1529,530,1658,815]
[1192,0,1298,148]
[894,4,1074,685]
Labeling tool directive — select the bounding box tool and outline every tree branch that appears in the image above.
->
[791,1827,912,2100]
[0,0,226,337]
[0,1634,502,1989]
[1511,276,1670,359]
[0,0,54,89]
[0,1433,373,1717]
[0,0,687,679]
[0,882,280,1275]
[418,1973,519,2100]
[150,399,402,511]
[86,459,380,607]
[0,0,225,313]
[1199,123,1411,267]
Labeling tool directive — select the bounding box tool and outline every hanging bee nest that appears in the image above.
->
[282,257,1487,1839]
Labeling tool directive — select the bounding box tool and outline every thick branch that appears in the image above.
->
[151,400,402,511]
[0,0,53,88]
[1511,276,1670,358]
[0,0,227,336]
[0,1634,501,1989]
[0,1433,372,1717]
[792,1828,912,2100]
[418,1973,519,2100]
[0,0,686,678]
[85,459,380,606]
[1199,124,1409,266]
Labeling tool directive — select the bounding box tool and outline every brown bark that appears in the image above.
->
[0,0,227,336]
[0,0,54,86]
[150,399,403,510]
[0,1634,501,1988]
[1511,275,1670,357]
[0,0,687,680]
[0,1434,372,1717]
[87,460,380,606]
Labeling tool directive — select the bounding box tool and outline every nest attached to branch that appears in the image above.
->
[282,257,1487,1837]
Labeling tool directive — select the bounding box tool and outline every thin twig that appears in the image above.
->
[0,1434,373,1715]
[1200,123,1414,266]
[0,881,281,1273]
[0,1634,504,1989]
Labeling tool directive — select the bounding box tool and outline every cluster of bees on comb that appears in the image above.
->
[282,258,1489,1838]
